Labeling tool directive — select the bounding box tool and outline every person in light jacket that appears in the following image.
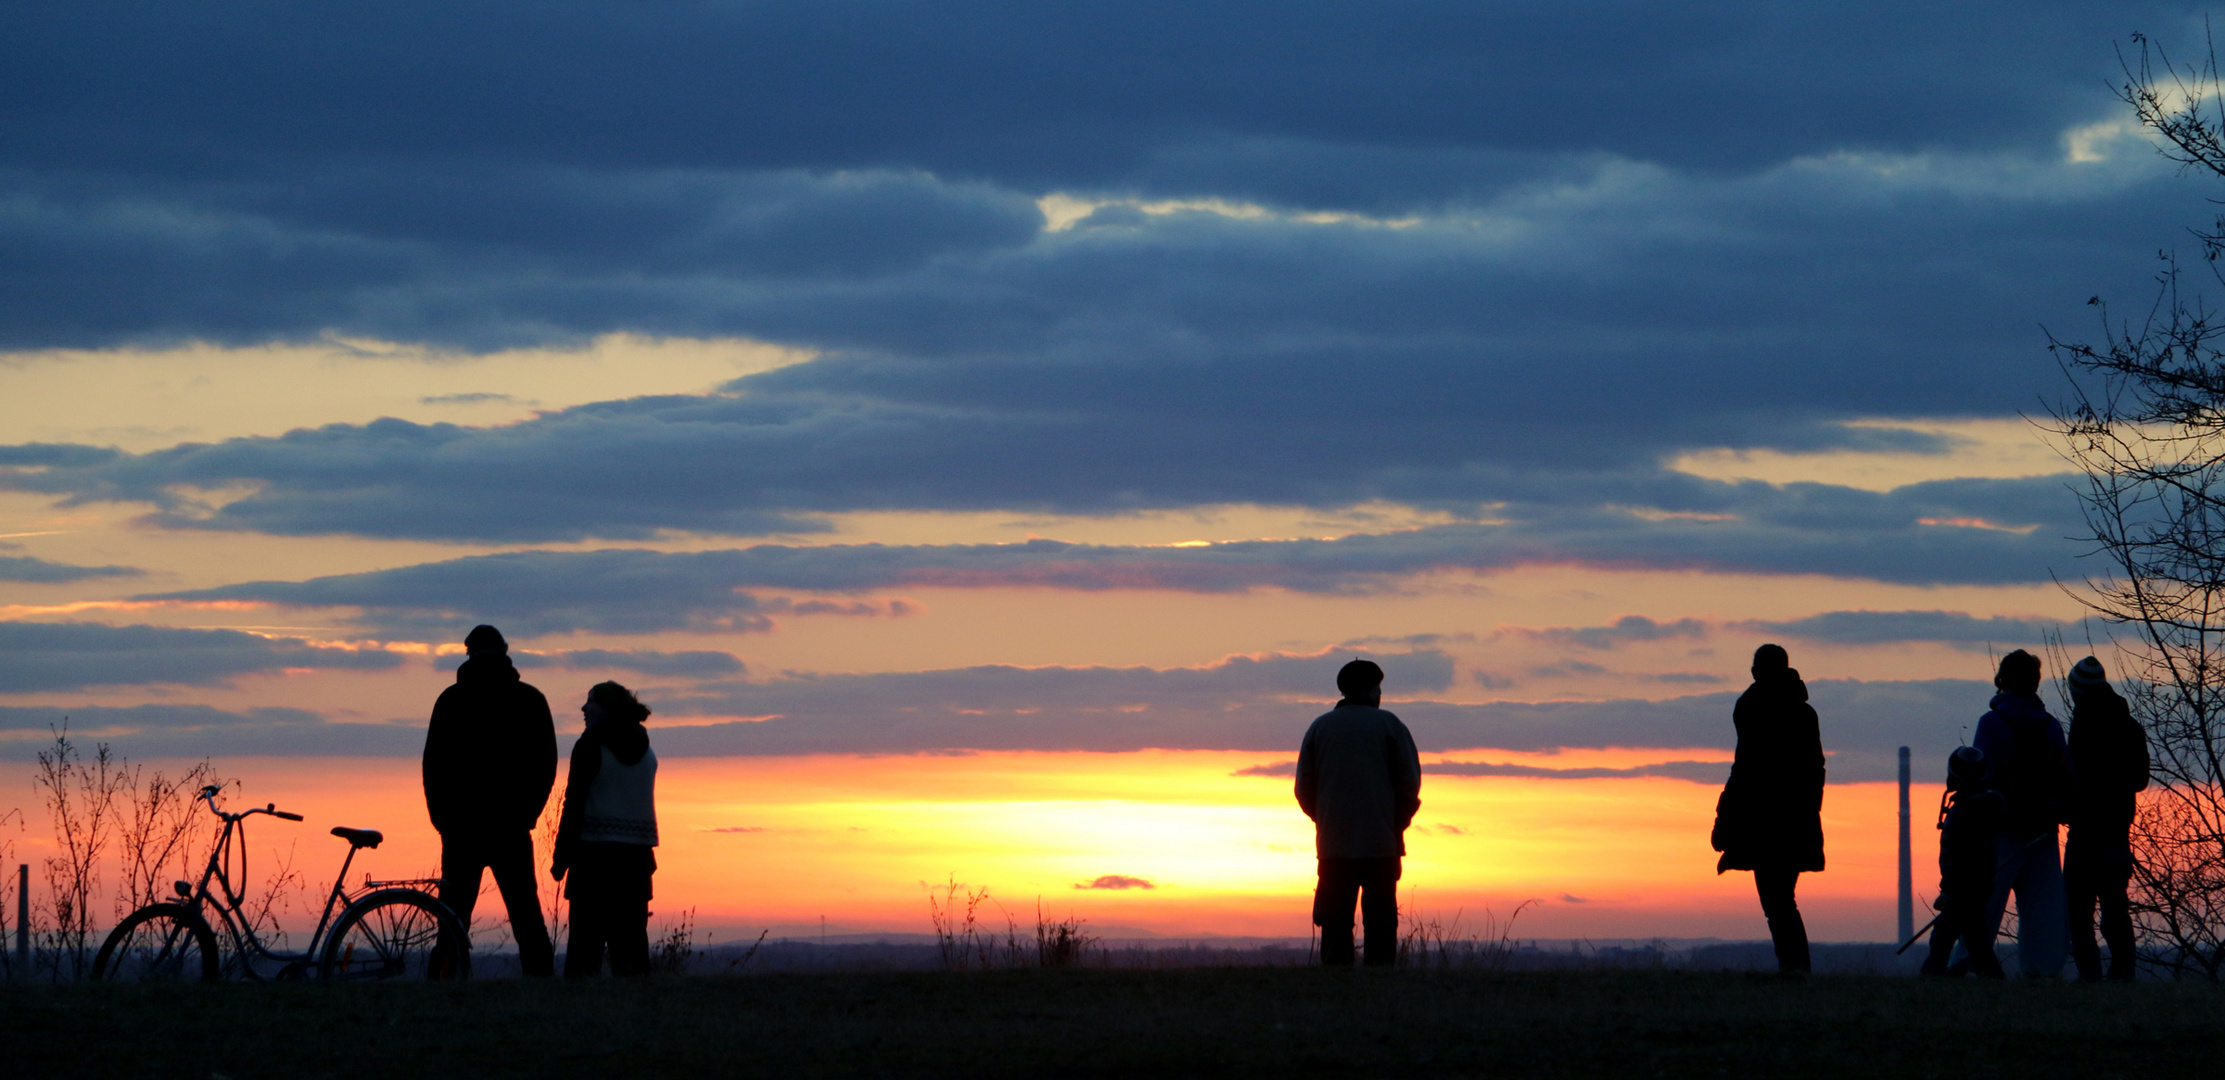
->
[1295,660,1423,967]
[552,681,659,977]
[1710,643,1825,974]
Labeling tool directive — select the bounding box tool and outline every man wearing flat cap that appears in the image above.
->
[423,624,557,976]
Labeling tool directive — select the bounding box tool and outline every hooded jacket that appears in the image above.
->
[1973,690,2073,838]
[1712,668,1826,873]
[421,654,558,836]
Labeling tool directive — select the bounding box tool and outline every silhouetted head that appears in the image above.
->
[1336,660,1384,703]
[2068,655,2108,696]
[585,681,651,726]
[1750,643,1789,681]
[1946,745,1987,791]
[463,624,507,656]
[1995,649,2041,695]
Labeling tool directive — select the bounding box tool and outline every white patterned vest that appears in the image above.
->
[579,743,658,846]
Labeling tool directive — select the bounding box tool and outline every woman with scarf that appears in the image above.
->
[1710,643,1826,973]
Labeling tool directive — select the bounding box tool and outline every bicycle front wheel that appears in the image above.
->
[93,903,221,983]
[320,889,470,981]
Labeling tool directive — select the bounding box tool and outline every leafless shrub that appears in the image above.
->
[926,874,993,970]
[535,791,567,955]
[33,725,130,980]
[117,760,219,915]
[0,806,22,981]
[1396,902,1534,971]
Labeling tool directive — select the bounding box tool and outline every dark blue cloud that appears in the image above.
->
[438,647,746,678]
[0,555,141,583]
[1749,609,2086,647]
[0,621,407,692]
[139,496,2088,638]
[0,705,420,762]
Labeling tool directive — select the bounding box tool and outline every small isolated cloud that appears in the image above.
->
[1520,616,1709,651]
[0,555,143,583]
[418,392,530,406]
[1559,894,1589,904]
[1075,875,1156,891]
[1230,760,1297,777]
[1430,823,1466,835]
[702,826,766,834]
[1424,759,1730,783]
[1527,660,1608,678]
[1471,670,1519,690]
[1637,672,1725,685]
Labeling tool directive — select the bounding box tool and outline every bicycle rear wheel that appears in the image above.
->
[320,889,470,981]
[93,903,220,983]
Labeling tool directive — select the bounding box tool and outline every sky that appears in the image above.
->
[0,1,2208,945]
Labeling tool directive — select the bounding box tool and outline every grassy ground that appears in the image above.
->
[5,968,2220,1079]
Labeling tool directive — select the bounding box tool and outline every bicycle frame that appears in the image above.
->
[177,785,364,979]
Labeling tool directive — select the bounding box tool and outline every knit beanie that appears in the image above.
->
[463,624,508,655]
[2068,655,2107,691]
[1946,745,1987,790]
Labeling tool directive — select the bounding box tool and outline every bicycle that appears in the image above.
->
[92,784,471,983]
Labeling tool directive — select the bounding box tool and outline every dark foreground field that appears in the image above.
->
[6,968,2220,1079]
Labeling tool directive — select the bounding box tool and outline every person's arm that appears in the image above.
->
[1389,718,1422,829]
[1972,713,2006,787]
[422,690,456,834]
[526,687,558,826]
[1294,723,1320,822]
[550,731,603,880]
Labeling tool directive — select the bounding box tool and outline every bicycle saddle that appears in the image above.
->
[331,827,383,849]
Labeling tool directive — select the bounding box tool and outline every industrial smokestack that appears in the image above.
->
[1897,746,1914,946]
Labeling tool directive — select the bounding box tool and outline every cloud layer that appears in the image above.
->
[0,621,407,692]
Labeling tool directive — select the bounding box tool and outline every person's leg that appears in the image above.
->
[431,835,485,976]
[1754,869,1810,973]
[486,829,554,977]
[563,846,607,978]
[2098,847,2138,981]
[2013,832,2068,978]
[1955,902,2005,979]
[1359,858,1401,968]
[1314,859,1361,967]
[2064,836,2104,981]
[609,849,654,976]
[1981,834,2021,966]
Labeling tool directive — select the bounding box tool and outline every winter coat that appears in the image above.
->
[1295,702,1423,859]
[422,654,558,836]
[1712,669,1825,873]
[1973,691,2072,838]
[552,717,657,881]
[2068,685,2149,839]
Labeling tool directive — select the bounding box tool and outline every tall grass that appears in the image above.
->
[1396,902,1534,971]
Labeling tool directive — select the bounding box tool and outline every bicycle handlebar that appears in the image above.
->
[271,809,304,821]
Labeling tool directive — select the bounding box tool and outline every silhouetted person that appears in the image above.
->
[423,624,556,977]
[553,681,660,977]
[2064,656,2148,981]
[1920,747,2007,979]
[1710,643,1823,974]
[1296,659,1422,968]
[1975,648,2073,978]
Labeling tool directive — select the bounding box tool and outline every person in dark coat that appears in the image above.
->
[552,681,659,977]
[2063,655,2149,981]
[1920,746,2006,978]
[1974,648,2074,977]
[1710,643,1824,973]
[1295,659,1423,967]
[423,624,557,977]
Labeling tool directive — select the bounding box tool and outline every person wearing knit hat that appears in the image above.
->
[423,624,558,977]
[1972,649,2074,977]
[2063,655,2150,981]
